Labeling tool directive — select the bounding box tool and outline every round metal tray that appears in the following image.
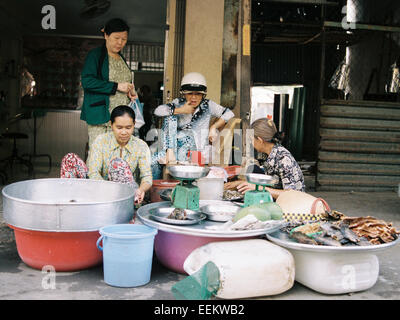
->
[149,207,206,225]
[245,173,278,187]
[266,230,400,253]
[168,165,210,180]
[137,201,284,238]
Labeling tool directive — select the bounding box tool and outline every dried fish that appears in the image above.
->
[223,190,244,201]
[340,224,361,243]
[289,231,318,245]
[284,219,374,247]
[319,222,344,241]
[280,220,304,233]
[294,222,321,234]
[312,234,342,247]
[341,216,400,244]
[167,208,187,220]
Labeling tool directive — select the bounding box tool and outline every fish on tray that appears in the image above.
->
[289,231,318,245]
[286,220,373,247]
[319,222,344,242]
[312,234,342,247]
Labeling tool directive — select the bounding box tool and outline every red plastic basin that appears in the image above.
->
[154,230,255,274]
[10,225,103,272]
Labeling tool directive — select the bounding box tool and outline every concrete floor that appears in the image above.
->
[0,162,399,300]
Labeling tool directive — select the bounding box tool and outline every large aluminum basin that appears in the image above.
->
[2,178,135,232]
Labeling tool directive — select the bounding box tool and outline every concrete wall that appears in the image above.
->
[163,0,176,103]
[184,0,225,104]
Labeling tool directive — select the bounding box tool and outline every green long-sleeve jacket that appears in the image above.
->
[80,45,129,125]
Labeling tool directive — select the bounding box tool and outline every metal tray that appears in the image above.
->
[137,201,285,238]
[200,204,241,222]
[149,207,206,225]
[168,165,210,180]
[266,229,400,253]
[245,173,278,187]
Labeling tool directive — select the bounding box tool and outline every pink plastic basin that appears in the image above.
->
[154,230,255,274]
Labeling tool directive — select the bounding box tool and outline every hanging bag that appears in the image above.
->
[129,99,145,129]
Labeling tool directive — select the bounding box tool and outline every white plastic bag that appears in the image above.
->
[129,99,145,129]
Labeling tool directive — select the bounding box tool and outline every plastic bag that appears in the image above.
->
[206,166,228,182]
[171,261,220,300]
[129,99,145,129]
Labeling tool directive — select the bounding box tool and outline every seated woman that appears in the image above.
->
[60,105,152,204]
[151,72,234,179]
[225,118,305,200]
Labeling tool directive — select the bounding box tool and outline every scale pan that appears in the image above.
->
[245,173,278,186]
[168,165,210,180]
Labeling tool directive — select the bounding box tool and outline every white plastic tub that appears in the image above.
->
[266,230,391,295]
[289,250,379,294]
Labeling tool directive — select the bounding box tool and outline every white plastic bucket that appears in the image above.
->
[183,239,295,299]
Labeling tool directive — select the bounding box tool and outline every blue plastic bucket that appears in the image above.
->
[97,224,158,287]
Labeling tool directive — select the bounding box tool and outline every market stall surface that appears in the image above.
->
[0,164,399,300]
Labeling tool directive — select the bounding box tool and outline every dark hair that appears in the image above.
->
[103,18,130,35]
[110,105,136,124]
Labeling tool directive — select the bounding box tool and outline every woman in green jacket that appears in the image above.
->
[80,18,137,149]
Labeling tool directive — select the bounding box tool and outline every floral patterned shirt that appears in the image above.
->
[108,55,131,113]
[87,131,152,186]
[257,144,305,191]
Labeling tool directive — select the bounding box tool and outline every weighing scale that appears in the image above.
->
[168,166,210,211]
[243,173,278,207]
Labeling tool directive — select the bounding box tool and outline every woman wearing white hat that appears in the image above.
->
[151,72,234,179]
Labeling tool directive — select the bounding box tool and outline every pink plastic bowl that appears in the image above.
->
[154,230,255,274]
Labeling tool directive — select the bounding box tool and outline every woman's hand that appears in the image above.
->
[117,82,134,93]
[236,181,256,194]
[180,101,197,114]
[224,180,243,190]
[134,188,145,204]
[127,86,138,101]
[208,127,219,143]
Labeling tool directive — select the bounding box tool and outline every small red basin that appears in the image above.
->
[10,225,103,272]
